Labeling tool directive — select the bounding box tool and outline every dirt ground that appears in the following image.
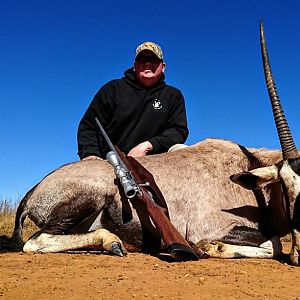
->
[1,243,300,300]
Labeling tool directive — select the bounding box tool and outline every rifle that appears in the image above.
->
[95,117,204,261]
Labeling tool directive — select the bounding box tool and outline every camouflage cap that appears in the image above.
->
[135,41,164,61]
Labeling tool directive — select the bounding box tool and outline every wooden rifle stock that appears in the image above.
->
[116,148,202,261]
[94,117,203,260]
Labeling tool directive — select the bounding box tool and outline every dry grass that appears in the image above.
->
[0,198,37,239]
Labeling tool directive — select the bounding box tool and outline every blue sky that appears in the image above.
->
[1,0,300,201]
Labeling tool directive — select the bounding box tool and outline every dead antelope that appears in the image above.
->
[1,22,300,265]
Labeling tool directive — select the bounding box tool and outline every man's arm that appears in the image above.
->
[127,141,153,157]
[77,113,102,160]
[77,84,115,160]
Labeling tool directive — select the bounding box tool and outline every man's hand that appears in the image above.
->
[82,155,103,161]
[128,141,153,157]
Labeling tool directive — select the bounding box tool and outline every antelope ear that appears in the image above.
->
[230,165,279,190]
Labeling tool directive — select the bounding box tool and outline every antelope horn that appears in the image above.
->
[260,21,298,160]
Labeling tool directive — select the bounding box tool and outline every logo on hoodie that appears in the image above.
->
[153,99,162,110]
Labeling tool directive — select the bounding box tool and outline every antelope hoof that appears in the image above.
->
[110,242,126,257]
[99,229,127,257]
[102,238,127,257]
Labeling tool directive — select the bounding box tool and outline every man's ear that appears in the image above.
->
[162,62,166,72]
[230,165,279,190]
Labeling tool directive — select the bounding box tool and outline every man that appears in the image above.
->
[77,41,189,160]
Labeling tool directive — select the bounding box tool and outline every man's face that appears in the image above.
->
[134,50,166,86]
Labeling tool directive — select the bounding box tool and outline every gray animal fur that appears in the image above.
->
[2,138,289,259]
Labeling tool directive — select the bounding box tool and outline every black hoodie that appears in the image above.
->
[77,68,188,159]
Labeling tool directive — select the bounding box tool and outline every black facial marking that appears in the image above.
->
[292,194,300,231]
[287,157,300,176]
